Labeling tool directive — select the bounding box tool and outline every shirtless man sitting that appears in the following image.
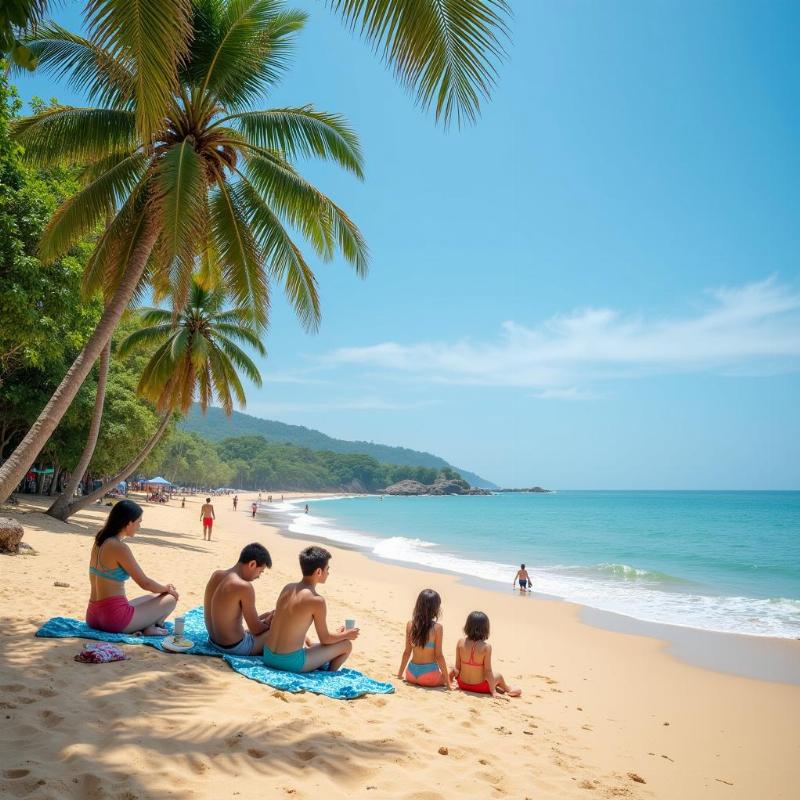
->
[204,543,274,656]
[263,546,359,672]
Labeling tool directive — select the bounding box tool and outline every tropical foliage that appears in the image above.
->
[117,282,265,416]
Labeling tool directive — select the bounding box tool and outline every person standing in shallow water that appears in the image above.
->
[513,564,532,593]
[86,500,178,636]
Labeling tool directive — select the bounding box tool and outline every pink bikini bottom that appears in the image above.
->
[86,596,135,633]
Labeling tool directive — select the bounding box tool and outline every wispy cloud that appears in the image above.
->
[320,277,800,394]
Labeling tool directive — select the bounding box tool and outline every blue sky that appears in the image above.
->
[15,1,800,488]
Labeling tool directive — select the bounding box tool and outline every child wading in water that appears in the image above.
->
[397,589,451,688]
[450,611,521,697]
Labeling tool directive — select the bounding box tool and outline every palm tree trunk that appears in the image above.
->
[46,340,112,521]
[0,221,158,502]
[58,411,172,520]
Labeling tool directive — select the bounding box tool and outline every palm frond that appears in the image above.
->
[17,22,134,108]
[193,0,305,110]
[209,179,269,328]
[38,152,148,262]
[327,0,510,127]
[152,139,208,269]
[115,322,174,357]
[87,0,192,142]
[238,177,320,332]
[11,106,137,165]
[81,189,151,298]
[231,107,364,178]
[244,153,368,274]
[215,335,263,385]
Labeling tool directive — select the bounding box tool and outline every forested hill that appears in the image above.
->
[181,406,497,489]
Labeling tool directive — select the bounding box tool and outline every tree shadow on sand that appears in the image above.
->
[0,615,404,799]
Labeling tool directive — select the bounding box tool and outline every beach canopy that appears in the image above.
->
[145,476,173,486]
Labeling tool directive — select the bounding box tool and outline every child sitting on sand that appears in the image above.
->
[450,611,521,697]
[397,589,450,688]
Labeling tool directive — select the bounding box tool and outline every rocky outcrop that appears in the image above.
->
[0,518,24,554]
[383,478,492,496]
[383,480,429,495]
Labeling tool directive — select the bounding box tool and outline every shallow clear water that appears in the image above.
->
[270,491,800,639]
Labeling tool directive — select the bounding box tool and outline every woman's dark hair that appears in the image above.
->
[410,589,441,647]
[299,545,331,576]
[464,611,490,641]
[94,500,143,547]
[239,542,271,567]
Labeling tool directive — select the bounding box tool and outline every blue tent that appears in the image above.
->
[145,476,173,486]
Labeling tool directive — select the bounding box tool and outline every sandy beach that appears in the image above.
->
[1,494,798,800]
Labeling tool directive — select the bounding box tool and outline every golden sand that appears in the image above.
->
[1,494,798,799]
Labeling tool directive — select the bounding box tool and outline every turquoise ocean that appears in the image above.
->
[269,491,800,639]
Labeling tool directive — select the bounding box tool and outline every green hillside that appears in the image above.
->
[180,406,497,489]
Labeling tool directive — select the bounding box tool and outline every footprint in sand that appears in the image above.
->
[295,749,316,762]
[39,710,63,726]
[247,748,266,759]
[35,688,57,698]
[3,769,31,779]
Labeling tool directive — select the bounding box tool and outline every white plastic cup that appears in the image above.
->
[344,618,356,630]
[173,617,185,638]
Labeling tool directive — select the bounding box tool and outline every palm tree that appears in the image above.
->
[4,1,510,130]
[59,280,264,519]
[0,1,368,499]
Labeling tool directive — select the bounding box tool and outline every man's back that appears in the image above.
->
[201,502,214,517]
[266,582,320,653]
[204,569,248,646]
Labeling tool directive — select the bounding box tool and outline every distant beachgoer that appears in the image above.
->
[200,497,216,541]
[450,611,521,697]
[204,543,274,656]
[304,504,309,514]
[233,495,238,511]
[268,494,272,503]
[251,502,257,518]
[280,495,284,502]
[397,589,450,688]
[258,493,262,502]
[513,564,532,593]
[181,497,185,509]
[86,500,178,636]
[263,546,359,672]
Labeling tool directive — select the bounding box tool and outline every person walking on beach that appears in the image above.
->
[86,500,179,636]
[513,564,532,593]
[450,611,521,697]
[251,501,257,518]
[204,543,274,655]
[397,589,451,688]
[200,497,216,541]
[233,495,238,511]
[263,546,359,672]
[304,504,309,514]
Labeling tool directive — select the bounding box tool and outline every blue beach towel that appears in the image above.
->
[36,606,394,700]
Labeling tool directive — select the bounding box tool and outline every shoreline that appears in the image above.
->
[1,492,798,799]
[259,497,800,686]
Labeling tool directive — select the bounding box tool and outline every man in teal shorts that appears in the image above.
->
[263,546,359,672]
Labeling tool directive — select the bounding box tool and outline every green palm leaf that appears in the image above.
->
[11,106,137,164]
[87,0,192,142]
[38,152,148,262]
[231,107,364,178]
[238,178,321,331]
[16,22,134,109]
[192,0,306,110]
[209,179,269,328]
[327,0,510,127]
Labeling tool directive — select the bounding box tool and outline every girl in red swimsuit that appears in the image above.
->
[450,611,521,697]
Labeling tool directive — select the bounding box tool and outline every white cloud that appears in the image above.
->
[247,398,437,415]
[320,277,800,392]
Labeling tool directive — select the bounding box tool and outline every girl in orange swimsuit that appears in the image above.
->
[450,611,521,697]
[397,589,451,688]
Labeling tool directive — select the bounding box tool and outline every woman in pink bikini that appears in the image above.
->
[397,589,451,688]
[450,611,521,697]
[86,500,179,636]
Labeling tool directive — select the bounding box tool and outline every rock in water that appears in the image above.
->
[0,518,24,554]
